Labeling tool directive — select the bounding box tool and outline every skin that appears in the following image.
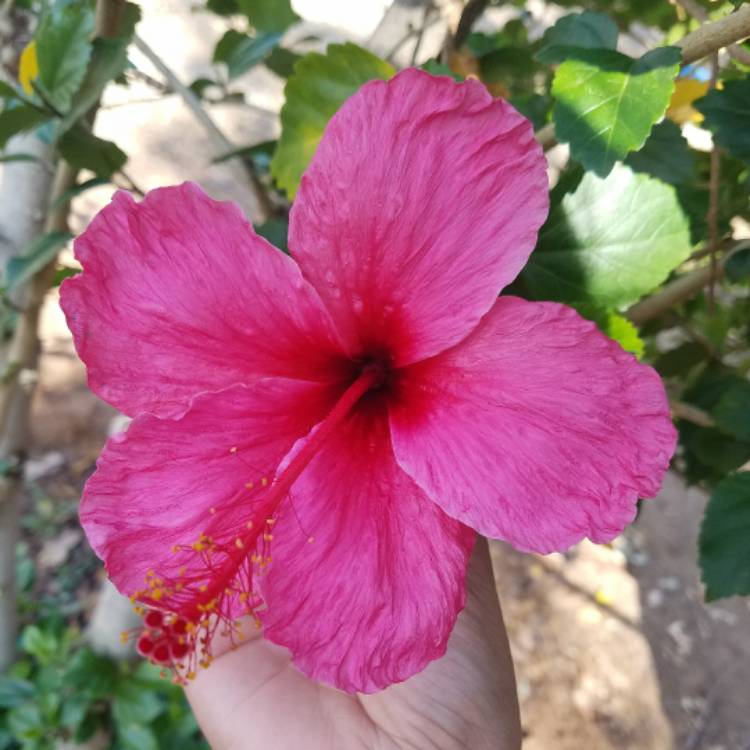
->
[186,536,521,750]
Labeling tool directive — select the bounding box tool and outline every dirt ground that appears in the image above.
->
[15,1,750,748]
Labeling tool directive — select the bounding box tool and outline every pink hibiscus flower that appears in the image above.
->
[61,69,676,693]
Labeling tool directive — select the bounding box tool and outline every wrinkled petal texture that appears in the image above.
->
[290,68,549,367]
[61,183,347,418]
[81,379,339,606]
[260,400,475,693]
[390,297,676,554]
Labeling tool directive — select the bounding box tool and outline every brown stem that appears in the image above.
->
[706,53,721,313]
[133,34,272,223]
[674,0,750,66]
[677,3,750,64]
[670,400,715,428]
[453,0,489,49]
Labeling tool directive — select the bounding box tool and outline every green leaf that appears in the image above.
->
[271,43,394,198]
[213,29,282,79]
[237,0,299,33]
[50,177,110,210]
[712,379,750,441]
[58,125,127,178]
[35,2,95,112]
[523,164,692,308]
[255,217,288,252]
[725,245,750,283]
[60,694,91,732]
[265,46,301,78]
[573,305,644,357]
[625,119,695,185]
[696,78,750,164]
[112,682,163,726]
[118,723,159,750]
[7,702,44,741]
[60,2,141,130]
[0,678,34,709]
[0,153,41,163]
[19,625,58,664]
[206,0,239,14]
[0,81,20,99]
[5,231,73,291]
[0,105,50,149]
[699,472,750,600]
[64,648,119,698]
[421,59,462,81]
[654,341,707,377]
[536,11,618,64]
[552,46,681,176]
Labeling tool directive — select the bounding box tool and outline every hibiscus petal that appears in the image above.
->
[260,401,475,693]
[289,68,549,367]
[81,379,339,607]
[389,297,676,553]
[61,182,347,418]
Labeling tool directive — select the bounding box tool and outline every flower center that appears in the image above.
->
[128,365,383,683]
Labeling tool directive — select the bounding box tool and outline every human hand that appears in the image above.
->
[186,536,520,750]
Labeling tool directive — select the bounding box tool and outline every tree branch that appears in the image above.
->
[625,243,747,325]
[677,3,750,64]
[133,34,272,222]
[674,0,750,66]
[453,0,489,49]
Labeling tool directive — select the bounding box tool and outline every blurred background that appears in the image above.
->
[1,1,749,748]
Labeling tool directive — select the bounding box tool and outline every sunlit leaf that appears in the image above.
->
[523,164,691,308]
[552,46,681,176]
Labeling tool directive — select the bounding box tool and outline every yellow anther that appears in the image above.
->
[151,589,163,601]
[171,545,180,553]
[235,538,245,549]
[186,622,196,633]
[245,482,254,490]
[192,542,205,552]
[199,584,208,592]
[187,671,196,680]
[178,566,187,576]
[266,518,275,526]
[120,631,129,644]
[263,533,273,541]
[261,477,268,487]
[146,570,155,578]
[239,592,249,603]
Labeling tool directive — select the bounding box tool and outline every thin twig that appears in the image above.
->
[673,0,750,66]
[671,401,715,428]
[410,3,434,67]
[706,51,721,313]
[453,0,489,50]
[133,34,272,221]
